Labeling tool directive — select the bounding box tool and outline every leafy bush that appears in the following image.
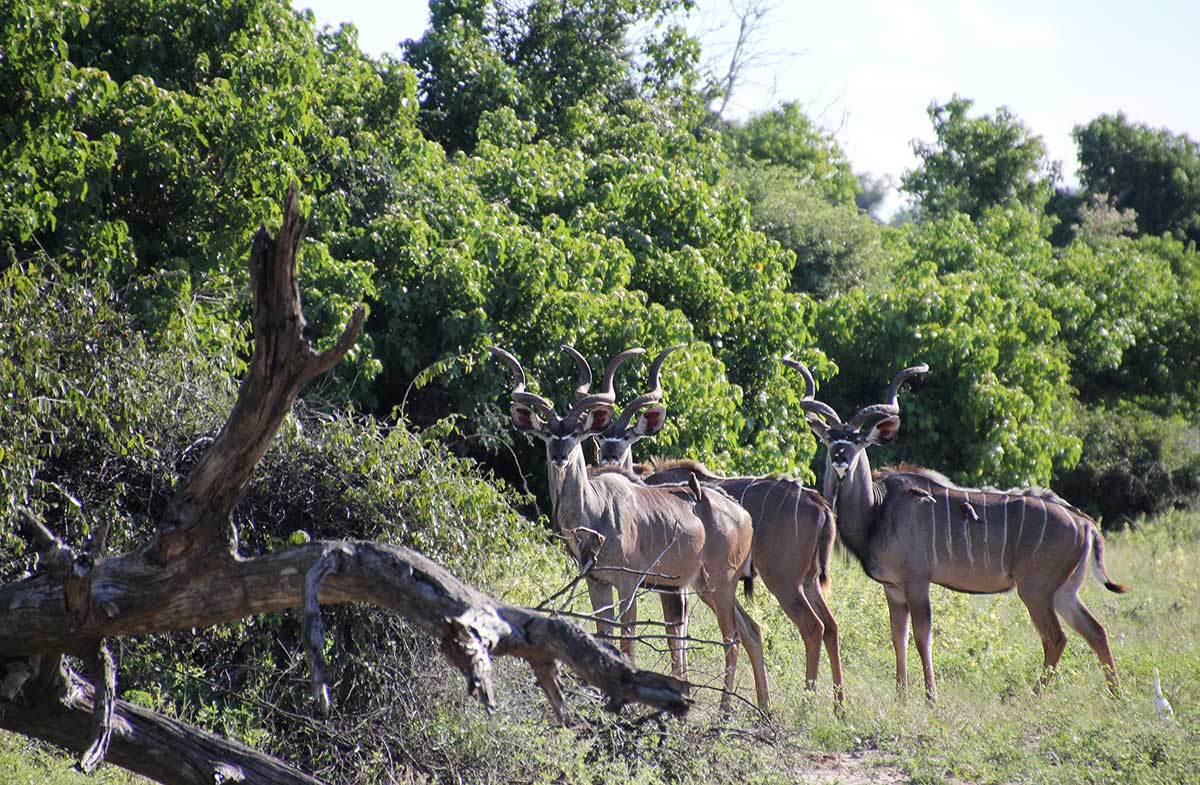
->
[1054,403,1200,527]
[729,161,893,296]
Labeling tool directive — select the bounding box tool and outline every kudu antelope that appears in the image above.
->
[490,346,770,711]
[592,346,844,706]
[784,358,1127,702]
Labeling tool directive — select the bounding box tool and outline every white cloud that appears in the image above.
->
[951,0,1061,49]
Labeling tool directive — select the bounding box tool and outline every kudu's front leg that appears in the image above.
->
[906,581,937,705]
[617,589,639,666]
[586,577,618,651]
[884,586,911,700]
[660,587,689,679]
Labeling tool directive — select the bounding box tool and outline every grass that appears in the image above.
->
[0,732,153,785]
[497,506,1200,784]
[6,509,1199,784]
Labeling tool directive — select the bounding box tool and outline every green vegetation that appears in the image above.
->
[4,0,1200,781]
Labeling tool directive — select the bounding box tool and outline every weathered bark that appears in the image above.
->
[3,656,326,785]
[0,185,689,785]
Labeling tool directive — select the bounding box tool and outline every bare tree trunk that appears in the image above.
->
[0,185,689,785]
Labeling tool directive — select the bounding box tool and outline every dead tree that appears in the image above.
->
[0,186,689,785]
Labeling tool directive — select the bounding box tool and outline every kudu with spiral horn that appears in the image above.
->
[490,346,771,711]
[593,348,844,707]
[785,358,1126,703]
[589,344,684,471]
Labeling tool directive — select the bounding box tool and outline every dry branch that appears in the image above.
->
[0,185,689,785]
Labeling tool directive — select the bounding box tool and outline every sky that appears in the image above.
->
[292,0,1200,214]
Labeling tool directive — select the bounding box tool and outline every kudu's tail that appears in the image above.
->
[1089,523,1128,594]
[816,504,836,593]
[741,556,757,601]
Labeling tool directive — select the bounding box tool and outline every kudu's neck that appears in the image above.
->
[824,451,877,559]
[549,446,607,544]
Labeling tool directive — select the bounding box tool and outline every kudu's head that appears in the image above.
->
[782,357,928,481]
[592,344,685,466]
[489,346,617,469]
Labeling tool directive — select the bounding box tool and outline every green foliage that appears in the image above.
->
[723,102,860,206]
[0,0,822,479]
[0,261,240,553]
[1,0,394,390]
[815,269,1078,486]
[1047,234,1195,404]
[403,0,702,153]
[729,161,893,296]
[902,94,1058,221]
[1074,112,1200,245]
[1055,402,1200,526]
[816,208,1079,486]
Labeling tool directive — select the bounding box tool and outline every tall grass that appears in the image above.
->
[496,506,1200,784]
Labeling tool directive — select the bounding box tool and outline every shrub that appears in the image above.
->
[1054,402,1200,527]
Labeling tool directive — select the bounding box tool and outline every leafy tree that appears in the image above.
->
[1055,402,1200,525]
[1073,112,1200,245]
[403,0,702,153]
[901,94,1058,221]
[341,110,825,478]
[0,0,397,392]
[729,162,893,295]
[816,217,1080,487]
[723,101,859,206]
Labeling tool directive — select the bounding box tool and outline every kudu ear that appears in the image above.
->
[805,414,832,444]
[865,415,901,445]
[581,404,616,435]
[509,403,547,435]
[633,404,667,437]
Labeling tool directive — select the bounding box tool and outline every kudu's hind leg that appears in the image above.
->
[805,577,844,706]
[660,587,689,680]
[1055,589,1119,695]
[884,586,911,699]
[762,570,824,691]
[696,590,743,712]
[1018,583,1067,693]
[733,600,771,710]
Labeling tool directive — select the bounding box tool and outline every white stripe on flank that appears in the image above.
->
[1017,499,1027,554]
[981,494,990,569]
[1000,494,1009,573]
[774,481,794,519]
[760,478,782,524]
[738,481,753,507]
[963,491,974,564]
[930,496,938,570]
[945,491,953,559]
[793,483,802,541]
[1035,496,1048,550]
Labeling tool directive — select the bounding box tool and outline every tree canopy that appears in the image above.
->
[1074,112,1200,246]
[901,94,1058,221]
